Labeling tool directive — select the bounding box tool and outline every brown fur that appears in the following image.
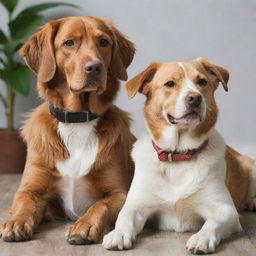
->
[225,146,254,209]
[0,16,135,243]
[125,58,254,210]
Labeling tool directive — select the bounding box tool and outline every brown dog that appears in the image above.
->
[0,16,135,245]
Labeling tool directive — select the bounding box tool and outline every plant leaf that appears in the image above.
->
[0,29,8,44]
[0,68,5,80]
[3,40,20,56]
[19,2,77,15]
[14,42,23,52]
[6,63,31,96]
[0,57,7,67]
[0,0,18,15]
[9,14,43,40]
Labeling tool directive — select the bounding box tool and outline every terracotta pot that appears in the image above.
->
[0,129,26,173]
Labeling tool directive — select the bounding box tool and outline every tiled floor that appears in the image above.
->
[0,174,255,256]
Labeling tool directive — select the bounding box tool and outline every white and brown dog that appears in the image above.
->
[103,58,256,254]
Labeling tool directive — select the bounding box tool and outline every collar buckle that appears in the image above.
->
[168,153,173,162]
[64,110,69,123]
[85,111,89,122]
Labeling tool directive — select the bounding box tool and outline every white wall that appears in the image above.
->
[0,0,255,156]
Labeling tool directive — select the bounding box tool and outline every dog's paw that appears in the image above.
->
[186,232,219,254]
[0,217,34,242]
[66,220,103,245]
[102,229,135,250]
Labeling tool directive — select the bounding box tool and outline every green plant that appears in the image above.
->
[0,0,77,130]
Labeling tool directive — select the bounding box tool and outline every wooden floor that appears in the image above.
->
[0,174,255,256]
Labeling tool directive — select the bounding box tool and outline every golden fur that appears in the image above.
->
[0,16,135,243]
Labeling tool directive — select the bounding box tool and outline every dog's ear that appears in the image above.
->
[19,21,59,83]
[197,57,229,92]
[104,19,135,81]
[125,62,158,99]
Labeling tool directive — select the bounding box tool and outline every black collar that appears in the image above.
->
[49,103,102,123]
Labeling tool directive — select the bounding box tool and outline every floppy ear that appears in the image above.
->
[104,19,135,81]
[196,57,229,92]
[125,62,158,99]
[19,21,58,83]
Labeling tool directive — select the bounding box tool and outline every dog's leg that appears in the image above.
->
[66,192,127,245]
[103,192,153,250]
[0,167,57,242]
[102,202,149,250]
[0,190,47,242]
[186,204,241,254]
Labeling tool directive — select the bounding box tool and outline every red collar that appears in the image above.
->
[152,139,209,162]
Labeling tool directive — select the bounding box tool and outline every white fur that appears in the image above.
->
[175,62,206,120]
[151,124,209,152]
[151,125,178,151]
[103,129,242,253]
[57,120,99,220]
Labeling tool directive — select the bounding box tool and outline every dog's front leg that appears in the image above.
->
[0,190,47,242]
[66,192,127,245]
[186,204,242,254]
[102,200,151,250]
[102,164,154,250]
[0,165,56,242]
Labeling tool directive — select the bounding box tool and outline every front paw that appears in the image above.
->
[103,229,135,250]
[186,232,219,254]
[66,220,103,245]
[0,217,34,242]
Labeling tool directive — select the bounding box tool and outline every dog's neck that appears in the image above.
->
[145,113,211,152]
[37,74,119,115]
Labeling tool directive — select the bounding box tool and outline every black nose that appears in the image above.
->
[185,92,202,108]
[85,60,103,74]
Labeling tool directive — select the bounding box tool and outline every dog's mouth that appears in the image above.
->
[70,86,97,94]
[167,111,202,125]
[70,79,105,95]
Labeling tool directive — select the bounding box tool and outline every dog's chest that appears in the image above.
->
[56,121,99,220]
[154,162,207,230]
[158,161,208,201]
[132,132,227,232]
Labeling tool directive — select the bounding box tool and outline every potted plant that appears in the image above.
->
[0,0,76,173]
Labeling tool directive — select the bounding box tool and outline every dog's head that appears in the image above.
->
[19,16,135,108]
[125,58,229,136]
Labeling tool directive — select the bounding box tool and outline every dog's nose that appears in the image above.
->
[85,61,103,74]
[185,92,202,108]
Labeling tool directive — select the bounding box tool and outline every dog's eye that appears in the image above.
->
[210,70,216,76]
[64,40,74,47]
[99,38,109,47]
[164,81,175,87]
[197,78,207,86]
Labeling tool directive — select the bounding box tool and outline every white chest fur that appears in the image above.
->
[56,120,99,220]
[130,129,227,231]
